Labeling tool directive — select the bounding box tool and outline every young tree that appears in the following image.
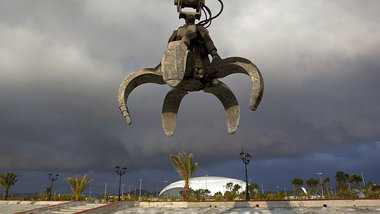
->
[45,187,51,200]
[0,172,20,200]
[224,182,241,200]
[321,177,330,195]
[193,189,210,201]
[335,171,349,192]
[292,178,304,195]
[248,183,259,199]
[214,191,223,200]
[371,184,380,197]
[305,178,319,195]
[65,174,93,200]
[170,152,198,200]
[348,174,363,190]
[335,171,352,198]
[363,181,380,198]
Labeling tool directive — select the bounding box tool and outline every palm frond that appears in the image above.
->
[65,174,93,200]
[0,172,19,188]
[169,152,198,185]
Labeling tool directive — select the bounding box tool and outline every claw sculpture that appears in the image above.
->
[118,0,263,136]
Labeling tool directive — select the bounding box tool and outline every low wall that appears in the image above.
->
[139,198,380,209]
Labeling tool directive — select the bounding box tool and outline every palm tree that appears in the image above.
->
[170,152,198,200]
[65,174,93,200]
[0,172,20,200]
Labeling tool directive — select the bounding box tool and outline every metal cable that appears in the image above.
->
[198,0,223,28]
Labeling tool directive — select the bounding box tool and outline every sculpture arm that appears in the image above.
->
[213,57,264,110]
[118,65,165,124]
[204,81,240,134]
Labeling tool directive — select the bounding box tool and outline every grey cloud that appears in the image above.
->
[0,0,380,177]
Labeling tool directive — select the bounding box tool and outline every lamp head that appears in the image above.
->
[240,151,245,160]
[246,153,251,162]
[240,151,252,163]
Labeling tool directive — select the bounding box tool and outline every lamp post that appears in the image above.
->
[240,151,251,201]
[48,173,59,201]
[115,166,127,201]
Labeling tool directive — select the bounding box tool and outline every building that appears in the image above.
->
[159,176,246,198]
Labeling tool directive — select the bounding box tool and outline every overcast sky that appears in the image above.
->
[1,0,380,195]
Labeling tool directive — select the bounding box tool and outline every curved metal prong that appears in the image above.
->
[161,89,188,136]
[204,81,240,134]
[213,57,264,111]
[118,65,165,125]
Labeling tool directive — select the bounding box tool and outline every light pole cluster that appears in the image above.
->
[240,151,251,201]
[115,166,127,201]
[48,173,59,201]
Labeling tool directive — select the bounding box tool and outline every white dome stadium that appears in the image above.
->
[159,176,246,197]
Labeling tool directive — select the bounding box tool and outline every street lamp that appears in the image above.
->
[240,151,251,201]
[48,173,59,201]
[115,166,127,201]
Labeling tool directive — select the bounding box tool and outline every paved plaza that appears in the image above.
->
[1,202,380,214]
[0,204,47,213]
[113,207,380,214]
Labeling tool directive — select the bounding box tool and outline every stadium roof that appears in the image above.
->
[159,176,246,197]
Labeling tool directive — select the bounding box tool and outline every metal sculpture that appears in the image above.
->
[118,0,264,136]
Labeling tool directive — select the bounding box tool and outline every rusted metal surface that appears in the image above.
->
[162,41,189,87]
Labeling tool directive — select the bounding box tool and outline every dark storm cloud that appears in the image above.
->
[1,0,380,176]
[9,141,380,194]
